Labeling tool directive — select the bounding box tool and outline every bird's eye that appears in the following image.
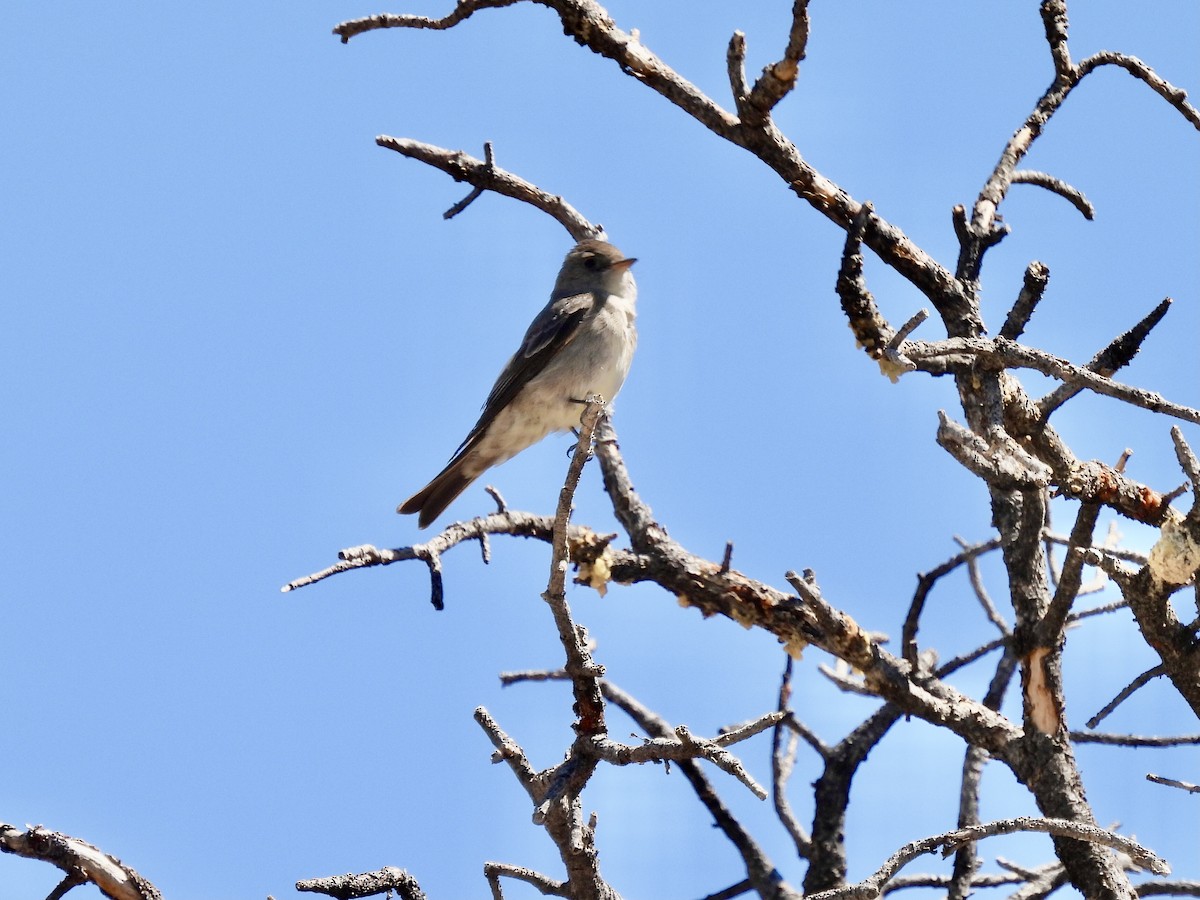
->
[582,255,602,271]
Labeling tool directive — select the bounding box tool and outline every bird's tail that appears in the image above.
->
[397,458,476,529]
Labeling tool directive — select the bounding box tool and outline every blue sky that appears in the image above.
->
[3,2,1198,898]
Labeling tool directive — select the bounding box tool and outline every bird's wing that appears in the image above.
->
[449,291,597,459]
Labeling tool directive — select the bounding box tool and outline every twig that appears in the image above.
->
[1171,426,1200,514]
[483,862,567,898]
[1011,169,1094,219]
[772,657,812,856]
[1072,732,1200,748]
[952,535,1009,634]
[1086,664,1166,729]
[442,140,495,219]
[999,261,1051,340]
[1044,531,1147,565]
[1132,879,1200,896]
[948,646,1019,900]
[474,706,541,792]
[905,536,1004,665]
[887,308,929,351]
[698,880,753,900]
[1040,502,1102,642]
[1077,51,1200,129]
[484,484,509,513]
[720,540,734,574]
[935,636,1007,678]
[45,873,87,900]
[297,867,428,900]
[1038,298,1173,419]
[335,0,521,42]
[1040,0,1072,77]
[881,872,1023,895]
[737,0,810,123]
[594,678,799,898]
[1146,773,1200,794]
[591,715,784,800]
[282,513,618,595]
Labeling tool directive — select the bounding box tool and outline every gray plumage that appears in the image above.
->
[399,239,638,528]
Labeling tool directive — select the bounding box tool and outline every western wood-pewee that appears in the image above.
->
[399,238,638,528]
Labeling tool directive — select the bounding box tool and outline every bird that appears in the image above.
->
[398,238,638,528]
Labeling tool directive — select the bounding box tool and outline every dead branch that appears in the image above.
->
[805,817,1168,900]
[297,867,427,900]
[0,824,162,900]
[376,136,601,241]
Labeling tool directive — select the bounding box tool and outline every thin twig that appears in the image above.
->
[1146,773,1200,794]
[483,862,567,898]
[592,715,784,800]
[1011,169,1094,219]
[1086,665,1167,729]
[1072,732,1200,748]
[1038,297,1174,419]
[772,657,812,856]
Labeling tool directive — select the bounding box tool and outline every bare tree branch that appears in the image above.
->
[297,867,428,900]
[307,5,1200,900]
[1073,732,1200,748]
[484,862,567,898]
[1011,169,1095,219]
[906,337,1200,426]
[1038,298,1174,419]
[0,824,163,900]
[772,657,813,857]
[375,136,601,240]
[999,261,1051,340]
[805,817,1168,900]
[1146,774,1200,795]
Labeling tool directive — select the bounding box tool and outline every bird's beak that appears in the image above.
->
[612,257,637,271]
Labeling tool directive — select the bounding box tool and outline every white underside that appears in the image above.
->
[459,289,637,479]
